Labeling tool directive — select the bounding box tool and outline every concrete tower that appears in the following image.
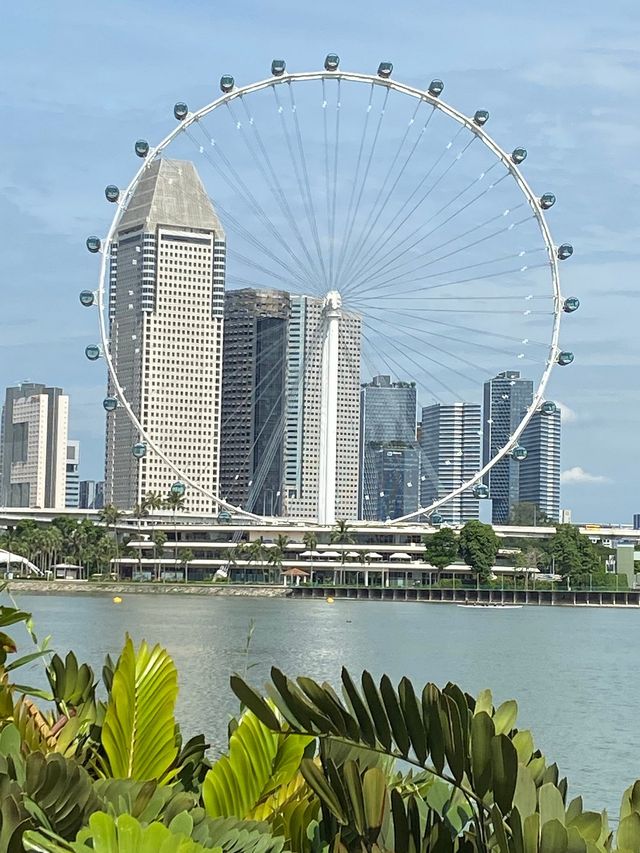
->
[105,159,225,513]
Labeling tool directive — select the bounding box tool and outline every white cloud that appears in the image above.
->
[560,467,611,485]
[556,402,577,424]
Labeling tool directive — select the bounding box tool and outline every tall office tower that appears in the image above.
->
[519,408,561,522]
[284,295,361,521]
[483,370,534,524]
[220,289,289,515]
[0,382,69,508]
[94,481,105,510]
[65,441,80,508]
[79,479,96,509]
[359,375,419,521]
[420,403,481,524]
[104,159,225,514]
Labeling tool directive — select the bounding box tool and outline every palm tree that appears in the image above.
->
[151,530,168,581]
[99,504,123,579]
[144,491,165,513]
[302,530,318,551]
[165,491,186,581]
[249,537,267,583]
[131,501,150,579]
[180,549,194,584]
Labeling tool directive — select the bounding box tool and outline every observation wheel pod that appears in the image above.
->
[131,443,147,459]
[557,351,574,366]
[86,236,101,253]
[79,290,95,307]
[563,296,580,313]
[430,512,443,525]
[541,400,557,415]
[171,481,186,497]
[91,63,569,524]
[103,397,118,412]
[85,344,101,361]
[510,445,528,462]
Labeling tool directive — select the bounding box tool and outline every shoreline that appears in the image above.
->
[6,580,291,598]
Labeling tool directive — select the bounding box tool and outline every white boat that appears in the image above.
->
[458,603,523,609]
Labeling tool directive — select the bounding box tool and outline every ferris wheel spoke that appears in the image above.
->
[184,127,317,292]
[227,250,316,291]
[341,101,438,288]
[346,163,511,297]
[227,97,323,285]
[334,86,391,288]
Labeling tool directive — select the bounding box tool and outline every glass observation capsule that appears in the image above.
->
[540,192,556,210]
[511,147,527,165]
[473,483,490,499]
[218,510,232,524]
[541,400,558,415]
[134,139,149,158]
[103,397,118,412]
[104,185,119,203]
[511,445,528,462]
[324,53,340,71]
[173,102,188,120]
[85,344,101,361]
[131,442,147,459]
[377,61,393,78]
[271,59,286,76]
[473,109,489,126]
[170,481,186,497]
[79,290,95,307]
[86,236,101,253]
[563,296,580,313]
[430,512,443,525]
[220,75,234,93]
[557,243,573,260]
[558,351,575,366]
[428,79,444,96]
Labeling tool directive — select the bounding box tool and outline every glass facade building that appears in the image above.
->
[519,409,561,522]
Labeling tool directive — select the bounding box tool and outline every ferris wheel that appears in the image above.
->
[81,55,578,524]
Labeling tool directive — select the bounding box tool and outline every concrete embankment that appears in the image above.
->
[6,580,291,598]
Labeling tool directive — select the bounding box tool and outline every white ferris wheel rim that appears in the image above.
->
[93,67,564,525]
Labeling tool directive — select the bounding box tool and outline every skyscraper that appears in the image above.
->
[483,371,533,524]
[359,375,419,521]
[420,403,481,524]
[519,408,561,521]
[65,441,80,508]
[0,382,69,508]
[220,289,289,515]
[104,159,225,513]
[79,479,96,509]
[284,294,361,520]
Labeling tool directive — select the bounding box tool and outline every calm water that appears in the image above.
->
[10,592,639,816]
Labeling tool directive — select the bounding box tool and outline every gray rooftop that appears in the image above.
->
[118,159,223,234]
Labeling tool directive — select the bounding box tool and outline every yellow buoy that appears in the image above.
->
[326,596,334,604]
[113,596,123,604]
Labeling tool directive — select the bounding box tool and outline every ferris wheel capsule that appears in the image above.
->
[220,75,235,93]
[557,243,573,260]
[134,139,149,158]
[541,400,557,415]
[171,481,186,497]
[85,344,101,361]
[557,351,575,366]
[105,185,120,203]
[428,79,444,97]
[132,442,147,459]
[430,511,443,525]
[511,147,527,165]
[271,59,286,76]
[563,296,580,313]
[103,397,118,412]
[511,445,528,462]
[86,236,101,253]
[324,53,340,71]
[377,61,393,79]
[79,290,95,307]
[473,110,490,126]
[173,102,189,120]
[473,484,490,499]
[540,192,556,210]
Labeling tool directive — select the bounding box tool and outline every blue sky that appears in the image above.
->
[1,0,639,522]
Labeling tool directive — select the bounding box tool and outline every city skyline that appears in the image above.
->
[2,2,638,522]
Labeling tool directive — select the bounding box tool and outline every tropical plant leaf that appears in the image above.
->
[470,711,494,798]
[491,734,518,814]
[101,637,179,782]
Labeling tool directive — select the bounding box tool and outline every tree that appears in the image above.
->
[423,528,459,573]
[459,520,500,581]
[302,530,318,551]
[509,501,553,526]
[151,530,168,581]
[546,524,603,581]
[330,520,354,546]
[98,505,123,579]
[180,549,194,584]
[164,491,186,580]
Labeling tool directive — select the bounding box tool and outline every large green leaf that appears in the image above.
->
[101,637,179,782]
[491,734,518,814]
[202,709,312,819]
[470,711,494,798]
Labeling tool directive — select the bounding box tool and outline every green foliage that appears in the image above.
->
[101,637,179,783]
[458,521,500,580]
[509,502,553,526]
[423,528,459,571]
[547,524,605,580]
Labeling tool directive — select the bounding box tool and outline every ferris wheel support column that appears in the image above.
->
[318,291,341,526]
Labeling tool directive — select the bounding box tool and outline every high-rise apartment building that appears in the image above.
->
[483,371,533,524]
[420,403,481,524]
[65,441,80,508]
[519,408,561,522]
[359,375,419,520]
[283,294,361,520]
[105,159,225,514]
[220,289,289,515]
[0,383,69,508]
